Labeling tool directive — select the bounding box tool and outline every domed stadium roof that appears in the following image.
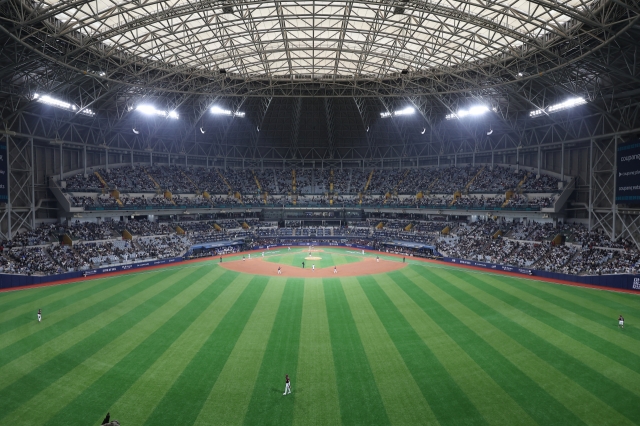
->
[34,0,598,81]
[0,0,638,161]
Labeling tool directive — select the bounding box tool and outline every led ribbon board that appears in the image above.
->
[616,139,640,204]
[0,141,7,202]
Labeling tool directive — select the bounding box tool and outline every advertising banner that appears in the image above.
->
[0,140,7,203]
[616,139,640,204]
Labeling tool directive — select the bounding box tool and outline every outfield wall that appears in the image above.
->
[442,257,640,292]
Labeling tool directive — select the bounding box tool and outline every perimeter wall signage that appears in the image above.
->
[616,139,640,204]
[0,140,7,203]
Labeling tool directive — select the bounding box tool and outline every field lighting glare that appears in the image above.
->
[136,104,179,119]
[34,93,95,116]
[211,106,245,117]
[529,97,587,117]
[380,106,414,118]
[446,105,490,120]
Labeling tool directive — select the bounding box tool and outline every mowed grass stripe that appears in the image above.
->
[515,278,640,334]
[457,271,640,399]
[323,278,391,426]
[194,279,285,425]
[243,279,304,426]
[8,266,225,426]
[554,279,640,311]
[0,278,95,308]
[408,266,612,425]
[0,267,185,391]
[358,275,487,426]
[110,272,252,426]
[0,272,158,352]
[142,276,268,426]
[0,266,209,422]
[381,273,537,426]
[487,275,640,366]
[434,267,640,423]
[0,278,107,325]
[398,268,593,425]
[341,277,439,426]
[292,280,341,426]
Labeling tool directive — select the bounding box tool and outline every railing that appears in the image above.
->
[84,203,542,211]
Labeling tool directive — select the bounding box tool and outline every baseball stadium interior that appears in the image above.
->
[1,0,640,424]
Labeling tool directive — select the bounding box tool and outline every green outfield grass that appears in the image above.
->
[1,249,639,426]
[262,247,362,269]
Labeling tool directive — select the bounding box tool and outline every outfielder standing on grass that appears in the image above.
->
[37,309,42,322]
[619,315,625,329]
[283,374,291,395]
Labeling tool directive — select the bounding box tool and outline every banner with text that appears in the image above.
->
[616,139,640,204]
[0,141,7,203]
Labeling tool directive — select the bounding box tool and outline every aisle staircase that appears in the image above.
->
[464,166,485,194]
[181,170,199,191]
[217,169,234,193]
[363,170,374,193]
[141,167,161,190]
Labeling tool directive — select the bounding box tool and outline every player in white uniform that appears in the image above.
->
[619,315,625,328]
[283,374,292,395]
[334,266,337,274]
[37,309,42,322]
[376,256,379,262]
[312,264,315,271]
[278,266,282,275]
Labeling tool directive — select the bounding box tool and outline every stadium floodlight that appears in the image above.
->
[530,97,586,117]
[211,105,245,117]
[445,105,491,120]
[380,106,415,118]
[34,93,95,116]
[136,104,179,119]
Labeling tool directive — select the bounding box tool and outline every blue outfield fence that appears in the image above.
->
[442,257,640,292]
[0,257,182,290]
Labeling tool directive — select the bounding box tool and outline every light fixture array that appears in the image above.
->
[211,106,245,117]
[34,94,95,116]
[136,104,179,119]
[445,105,494,120]
[529,97,587,117]
[380,106,414,118]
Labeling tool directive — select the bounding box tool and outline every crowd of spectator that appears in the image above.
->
[3,217,639,276]
[61,165,563,200]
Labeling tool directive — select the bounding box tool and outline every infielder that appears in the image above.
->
[312,264,315,271]
[334,266,337,274]
[278,266,282,275]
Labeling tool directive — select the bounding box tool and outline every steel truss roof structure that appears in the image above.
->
[0,0,638,161]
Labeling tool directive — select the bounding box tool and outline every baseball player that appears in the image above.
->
[312,264,315,271]
[334,266,337,274]
[262,251,265,257]
[278,266,282,275]
[37,309,42,322]
[283,374,292,395]
[376,256,379,263]
[619,315,625,329]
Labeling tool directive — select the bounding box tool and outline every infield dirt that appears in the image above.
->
[219,256,407,277]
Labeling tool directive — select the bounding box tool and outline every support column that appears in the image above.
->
[59,144,63,180]
[131,150,134,167]
[561,142,564,182]
[537,146,541,176]
[105,147,109,170]
[83,145,87,175]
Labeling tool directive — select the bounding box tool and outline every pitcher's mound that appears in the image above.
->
[220,257,407,277]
